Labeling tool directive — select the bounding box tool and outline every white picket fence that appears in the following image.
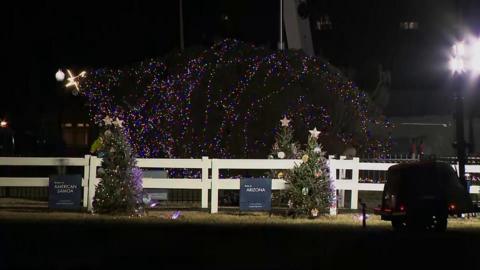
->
[88,156,212,210]
[1,155,480,214]
[0,156,91,207]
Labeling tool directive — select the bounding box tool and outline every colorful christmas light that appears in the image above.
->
[70,39,392,159]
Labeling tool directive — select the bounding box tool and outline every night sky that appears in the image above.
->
[1,0,480,142]
[1,1,281,130]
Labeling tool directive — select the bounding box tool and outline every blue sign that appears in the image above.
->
[48,175,82,210]
[240,178,272,211]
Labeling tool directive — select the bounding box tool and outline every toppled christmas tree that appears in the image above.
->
[284,127,334,217]
[92,116,144,215]
[65,39,392,159]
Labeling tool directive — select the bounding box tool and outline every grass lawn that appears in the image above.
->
[0,208,387,226]
[2,198,480,269]
[1,198,480,230]
[2,209,480,230]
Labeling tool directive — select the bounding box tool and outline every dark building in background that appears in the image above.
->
[309,0,455,93]
[308,0,480,156]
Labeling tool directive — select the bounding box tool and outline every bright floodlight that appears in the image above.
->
[450,38,480,75]
[453,42,466,57]
[0,120,7,128]
[450,56,465,73]
[470,40,480,73]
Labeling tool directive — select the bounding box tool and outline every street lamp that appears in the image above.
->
[450,39,480,75]
[449,38,480,190]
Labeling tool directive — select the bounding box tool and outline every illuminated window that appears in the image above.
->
[316,15,332,31]
[400,21,419,30]
[62,123,89,146]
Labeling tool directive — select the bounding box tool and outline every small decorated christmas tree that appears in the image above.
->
[92,116,144,215]
[284,127,334,217]
[269,116,300,180]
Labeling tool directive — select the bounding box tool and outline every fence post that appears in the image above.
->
[201,156,209,209]
[210,159,219,213]
[455,162,460,178]
[83,155,90,208]
[350,157,360,209]
[328,155,337,215]
[87,156,99,212]
[338,156,346,208]
[340,156,346,179]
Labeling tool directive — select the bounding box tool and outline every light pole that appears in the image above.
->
[453,73,467,190]
[179,0,184,51]
[449,39,480,190]
[278,0,285,50]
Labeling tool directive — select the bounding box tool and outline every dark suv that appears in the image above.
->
[374,161,473,231]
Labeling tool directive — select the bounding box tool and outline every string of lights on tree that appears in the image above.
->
[61,39,392,159]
